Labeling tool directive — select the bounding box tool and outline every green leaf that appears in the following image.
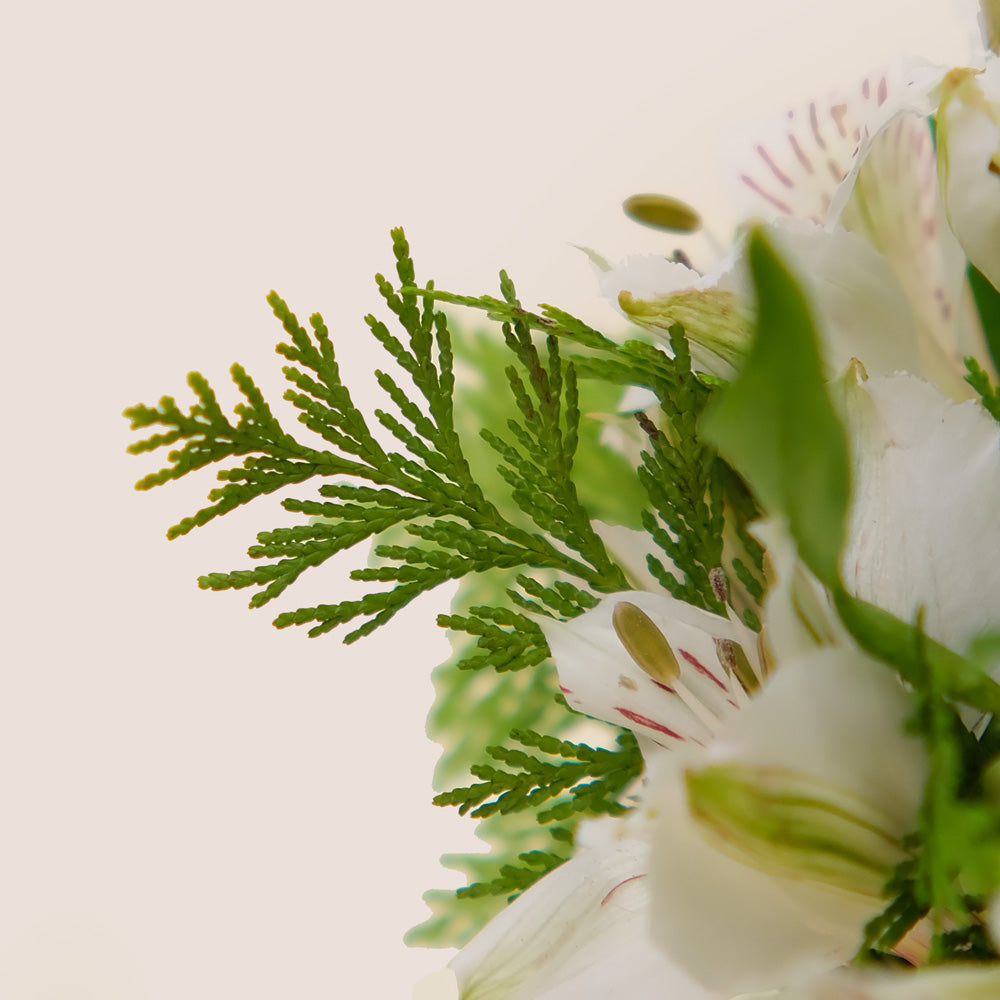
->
[700,228,850,587]
[968,262,1000,374]
[833,593,1000,717]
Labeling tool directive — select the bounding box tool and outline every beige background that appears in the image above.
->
[3,1,978,996]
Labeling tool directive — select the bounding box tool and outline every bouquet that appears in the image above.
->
[126,5,1000,997]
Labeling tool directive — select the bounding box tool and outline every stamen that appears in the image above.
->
[708,566,729,605]
[622,193,702,233]
[612,601,725,734]
[715,638,760,695]
[612,601,681,685]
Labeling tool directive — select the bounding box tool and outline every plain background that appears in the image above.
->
[2,1,981,996]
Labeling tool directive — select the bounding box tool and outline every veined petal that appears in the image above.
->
[540,591,759,750]
[727,61,941,227]
[833,109,989,397]
[649,647,925,994]
[838,370,1000,655]
[447,823,711,1000]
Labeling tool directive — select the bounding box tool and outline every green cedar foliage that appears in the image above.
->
[126,229,754,949]
[126,229,631,642]
[965,356,1000,422]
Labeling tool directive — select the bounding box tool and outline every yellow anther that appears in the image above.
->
[612,601,681,685]
[623,193,702,233]
[715,638,760,694]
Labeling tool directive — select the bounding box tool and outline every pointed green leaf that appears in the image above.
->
[700,228,849,587]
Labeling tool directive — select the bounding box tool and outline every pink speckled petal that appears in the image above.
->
[540,591,758,751]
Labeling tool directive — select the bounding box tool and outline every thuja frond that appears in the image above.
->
[431,729,641,902]
[404,321,646,948]
[408,809,564,948]
[435,729,642,826]
[965,356,1000,422]
[125,229,632,641]
[455,848,571,901]
[625,327,726,612]
[410,282,754,615]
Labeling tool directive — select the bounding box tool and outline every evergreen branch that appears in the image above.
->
[126,229,645,637]
[456,849,570,901]
[965,356,1000,422]
[434,729,642,823]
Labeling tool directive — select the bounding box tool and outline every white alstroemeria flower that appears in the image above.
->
[544,588,923,993]
[599,57,999,394]
[829,105,985,399]
[443,587,923,999]
[541,590,761,755]
[647,646,926,994]
[734,57,994,395]
[444,816,713,1000]
[729,61,942,227]
[837,368,1000,655]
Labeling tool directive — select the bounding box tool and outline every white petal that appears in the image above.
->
[413,969,460,1000]
[540,592,755,749]
[752,518,849,665]
[594,250,751,379]
[767,221,926,379]
[706,650,924,831]
[833,108,988,397]
[727,61,942,227]
[648,648,925,994]
[448,826,710,1000]
[595,254,714,304]
[840,371,1000,655]
[938,60,1000,295]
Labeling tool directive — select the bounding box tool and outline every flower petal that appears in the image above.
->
[938,61,1000,295]
[648,647,925,994]
[839,371,1000,655]
[768,220,927,379]
[448,823,711,1000]
[540,592,757,750]
[727,61,941,227]
[834,108,988,397]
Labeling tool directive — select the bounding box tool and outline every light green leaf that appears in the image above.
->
[700,228,849,588]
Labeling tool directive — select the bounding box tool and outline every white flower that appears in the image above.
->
[598,59,998,395]
[445,817,711,1000]
[443,588,925,999]
[647,645,925,994]
[541,591,760,754]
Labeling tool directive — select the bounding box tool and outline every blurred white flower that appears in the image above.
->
[445,817,711,1000]
[647,646,925,994]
